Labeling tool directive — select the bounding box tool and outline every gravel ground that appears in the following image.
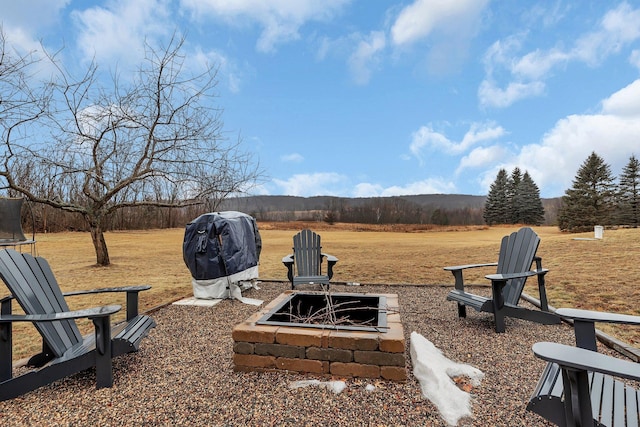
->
[0,282,619,426]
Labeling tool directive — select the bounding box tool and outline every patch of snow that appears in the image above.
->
[410,331,484,426]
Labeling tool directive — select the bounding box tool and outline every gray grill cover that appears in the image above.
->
[183,211,261,281]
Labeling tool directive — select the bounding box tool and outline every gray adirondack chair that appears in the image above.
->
[282,229,338,289]
[0,249,155,401]
[528,308,640,426]
[445,227,559,332]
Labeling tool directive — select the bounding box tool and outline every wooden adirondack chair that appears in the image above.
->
[0,249,156,401]
[282,229,338,289]
[445,227,559,332]
[528,308,640,426]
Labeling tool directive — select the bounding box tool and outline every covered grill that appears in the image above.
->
[183,211,261,301]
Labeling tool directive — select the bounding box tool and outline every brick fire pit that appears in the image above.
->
[232,290,406,382]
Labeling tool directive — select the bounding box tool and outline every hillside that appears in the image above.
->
[220,194,487,212]
[219,194,562,225]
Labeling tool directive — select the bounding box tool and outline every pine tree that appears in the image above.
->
[509,167,523,223]
[484,168,545,226]
[558,152,616,231]
[430,208,450,226]
[518,172,545,225]
[483,169,510,225]
[617,154,640,227]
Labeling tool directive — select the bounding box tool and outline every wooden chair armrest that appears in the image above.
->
[445,262,498,292]
[0,305,121,323]
[282,254,294,283]
[555,308,640,325]
[485,269,548,282]
[322,253,338,263]
[282,254,294,264]
[0,295,14,304]
[443,262,497,272]
[533,342,640,381]
[63,286,149,321]
[556,308,640,351]
[62,285,151,297]
[322,253,338,280]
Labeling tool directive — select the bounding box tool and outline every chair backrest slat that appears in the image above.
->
[495,228,540,304]
[293,229,322,277]
[0,249,82,357]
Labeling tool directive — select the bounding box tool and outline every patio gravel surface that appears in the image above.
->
[0,281,620,426]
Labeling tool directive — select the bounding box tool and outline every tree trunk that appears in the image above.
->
[89,221,111,266]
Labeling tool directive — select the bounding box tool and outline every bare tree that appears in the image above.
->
[0,30,54,194]
[1,32,261,265]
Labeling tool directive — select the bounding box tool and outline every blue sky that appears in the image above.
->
[3,1,640,198]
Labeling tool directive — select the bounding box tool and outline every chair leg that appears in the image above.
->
[0,323,11,382]
[562,368,593,427]
[457,303,467,318]
[494,310,506,333]
[93,316,114,389]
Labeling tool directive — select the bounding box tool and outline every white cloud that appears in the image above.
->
[478,35,553,108]
[409,126,450,163]
[72,0,173,65]
[1,0,70,31]
[1,0,69,56]
[353,179,456,197]
[71,0,243,92]
[1,26,44,58]
[352,183,383,197]
[179,0,350,53]
[409,122,506,162]
[571,3,640,65]
[601,79,640,117]
[512,48,569,80]
[377,179,457,196]
[478,79,545,109]
[390,0,488,47]
[281,153,304,163]
[481,35,524,76]
[456,145,510,174]
[347,31,386,85]
[480,3,640,109]
[268,173,457,198]
[509,79,640,197]
[390,0,489,75]
[272,172,347,196]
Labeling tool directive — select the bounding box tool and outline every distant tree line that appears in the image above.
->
[320,197,484,225]
[558,152,640,231]
[16,188,563,233]
[14,199,207,234]
[483,168,545,226]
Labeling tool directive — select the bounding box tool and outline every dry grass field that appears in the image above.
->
[4,222,640,360]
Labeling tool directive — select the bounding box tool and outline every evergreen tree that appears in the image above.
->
[483,169,510,225]
[558,152,616,231]
[484,167,545,226]
[617,154,640,227]
[430,208,450,226]
[518,172,545,225]
[509,167,526,223]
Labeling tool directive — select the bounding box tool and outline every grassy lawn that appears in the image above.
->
[4,223,640,359]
